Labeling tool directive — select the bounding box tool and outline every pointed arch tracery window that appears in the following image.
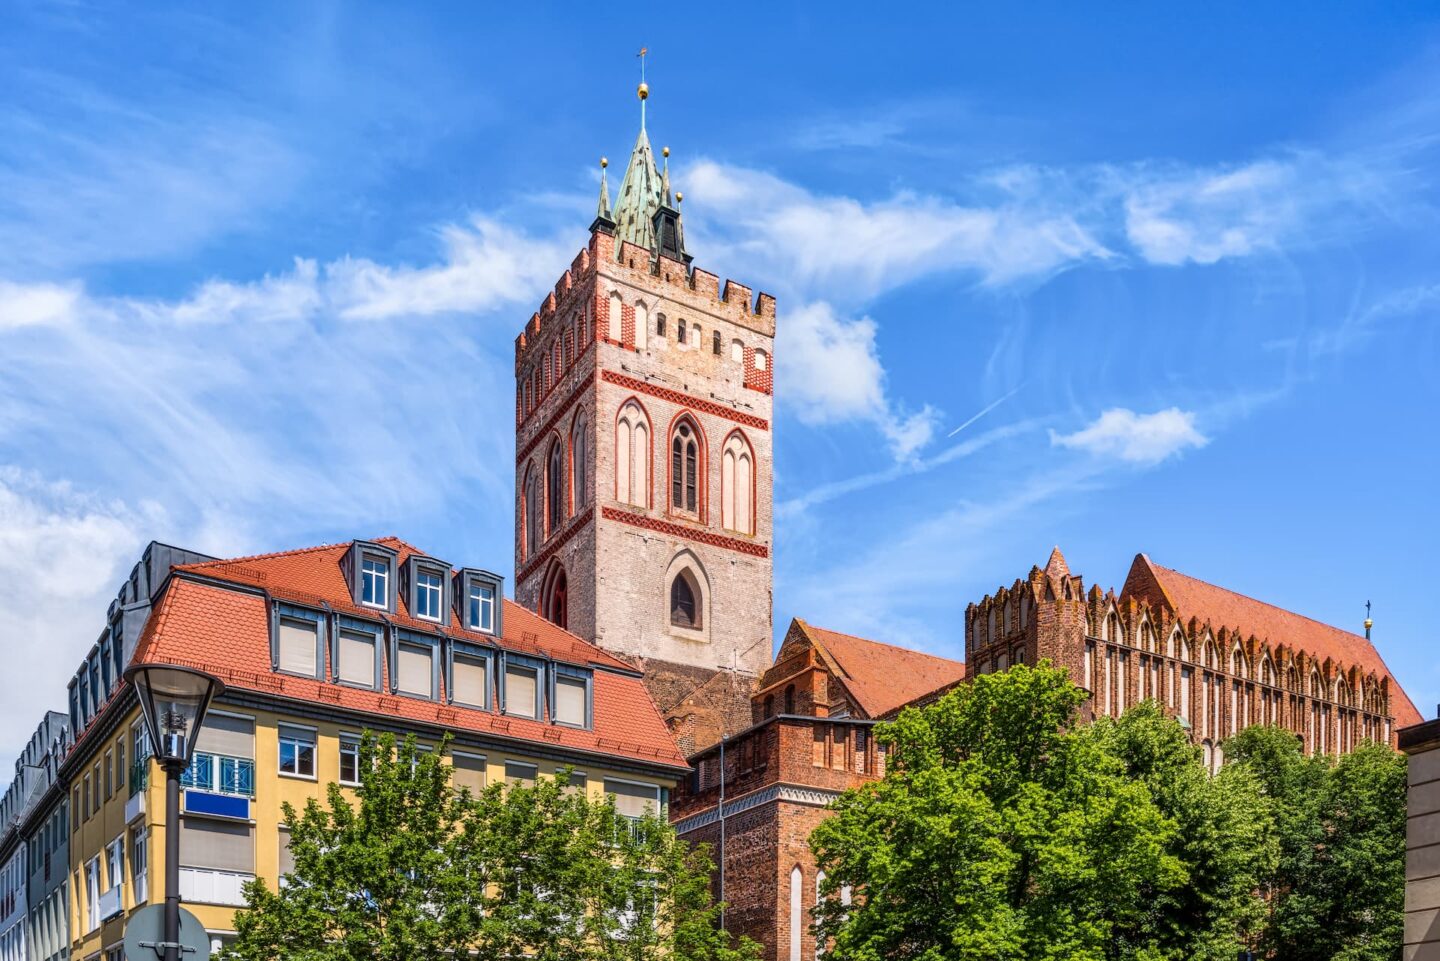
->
[670,418,700,517]
[615,400,651,507]
[546,436,565,535]
[571,411,589,511]
[541,561,568,630]
[522,463,541,560]
[721,431,755,534]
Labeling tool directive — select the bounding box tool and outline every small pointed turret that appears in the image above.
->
[1044,546,1070,579]
[597,157,612,220]
[661,145,673,206]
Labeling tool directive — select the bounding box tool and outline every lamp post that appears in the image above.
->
[124,664,224,961]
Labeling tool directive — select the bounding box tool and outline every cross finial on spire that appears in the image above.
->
[636,46,649,129]
[596,156,612,222]
[1364,599,1373,640]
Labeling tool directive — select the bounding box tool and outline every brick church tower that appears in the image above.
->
[513,83,775,751]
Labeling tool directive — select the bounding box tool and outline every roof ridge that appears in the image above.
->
[1153,560,1369,642]
[178,536,425,574]
[806,621,966,666]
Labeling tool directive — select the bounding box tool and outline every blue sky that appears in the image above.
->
[2,1,1438,758]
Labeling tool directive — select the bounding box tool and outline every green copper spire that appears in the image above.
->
[611,110,663,252]
[596,156,612,222]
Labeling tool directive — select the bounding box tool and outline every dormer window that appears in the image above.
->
[415,570,443,621]
[456,569,504,637]
[469,581,496,633]
[361,557,389,608]
[402,555,452,626]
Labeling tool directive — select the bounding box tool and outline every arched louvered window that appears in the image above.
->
[670,570,701,629]
[523,464,541,560]
[713,330,722,355]
[671,419,700,516]
[546,437,565,535]
[571,411,589,510]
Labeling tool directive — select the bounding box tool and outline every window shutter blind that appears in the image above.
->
[195,715,255,759]
[278,827,294,877]
[397,645,431,696]
[179,818,255,873]
[453,657,488,707]
[277,619,317,676]
[504,761,536,787]
[337,631,375,686]
[554,677,586,726]
[452,754,486,793]
[506,667,537,718]
[604,780,658,819]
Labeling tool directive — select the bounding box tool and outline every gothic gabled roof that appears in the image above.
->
[1122,554,1422,727]
[611,125,662,252]
[795,619,968,720]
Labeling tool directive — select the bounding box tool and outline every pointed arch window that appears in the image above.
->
[615,401,651,507]
[571,411,589,510]
[721,432,755,534]
[730,339,743,362]
[671,419,700,516]
[677,319,687,344]
[712,330,722,355]
[546,437,565,535]
[670,570,701,629]
[523,463,541,560]
[541,562,568,630]
[634,301,648,350]
[609,291,622,343]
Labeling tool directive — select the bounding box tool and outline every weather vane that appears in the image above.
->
[636,46,650,127]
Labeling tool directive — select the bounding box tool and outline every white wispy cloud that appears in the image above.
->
[778,301,940,461]
[0,280,81,329]
[0,469,156,759]
[1050,407,1208,464]
[0,215,571,543]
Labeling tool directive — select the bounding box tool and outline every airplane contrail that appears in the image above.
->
[947,384,1022,438]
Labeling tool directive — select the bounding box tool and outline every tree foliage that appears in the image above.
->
[810,662,1406,961]
[223,733,758,961]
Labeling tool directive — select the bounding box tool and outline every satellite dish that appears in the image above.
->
[122,904,212,961]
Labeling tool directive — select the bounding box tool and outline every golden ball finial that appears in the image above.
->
[1365,618,1374,629]
[663,146,670,158]
[637,81,649,101]
[600,156,608,169]
[676,191,683,203]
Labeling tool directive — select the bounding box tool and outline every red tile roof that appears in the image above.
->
[129,538,688,771]
[1126,554,1421,727]
[798,620,968,720]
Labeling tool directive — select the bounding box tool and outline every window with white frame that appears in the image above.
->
[468,581,496,633]
[336,627,378,688]
[415,570,443,621]
[339,736,360,786]
[504,661,540,719]
[105,836,124,895]
[131,828,147,903]
[278,726,316,778]
[361,556,389,608]
[395,639,434,698]
[85,857,100,930]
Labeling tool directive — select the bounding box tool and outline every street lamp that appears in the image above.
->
[124,664,224,961]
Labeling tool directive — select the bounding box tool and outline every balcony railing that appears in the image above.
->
[181,753,255,797]
[129,758,149,798]
[97,885,123,922]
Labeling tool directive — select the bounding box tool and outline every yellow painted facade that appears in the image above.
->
[67,700,679,958]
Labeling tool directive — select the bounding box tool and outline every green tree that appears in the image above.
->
[1086,703,1276,961]
[810,663,1187,961]
[224,733,757,961]
[1225,727,1406,961]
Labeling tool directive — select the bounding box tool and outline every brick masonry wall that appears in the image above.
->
[514,226,777,752]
